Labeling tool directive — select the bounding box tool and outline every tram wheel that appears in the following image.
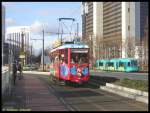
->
[52,76,56,84]
[58,79,66,86]
[65,80,70,86]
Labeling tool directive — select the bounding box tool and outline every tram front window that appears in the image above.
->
[71,53,88,64]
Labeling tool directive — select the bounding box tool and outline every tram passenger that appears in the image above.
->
[60,56,67,65]
[75,55,78,63]
[79,58,82,64]
[71,59,75,64]
[60,59,65,64]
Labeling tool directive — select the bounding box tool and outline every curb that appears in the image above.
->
[99,83,148,104]
[23,71,50,75]
[106,83,148,97]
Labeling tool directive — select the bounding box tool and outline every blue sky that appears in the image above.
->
[3,2,82,56]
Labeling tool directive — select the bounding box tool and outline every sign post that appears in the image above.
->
[19,51,25,66]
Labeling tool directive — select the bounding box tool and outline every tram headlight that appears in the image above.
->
[77,72,82,77]
[77,68,82,77]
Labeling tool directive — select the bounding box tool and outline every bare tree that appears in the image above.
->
[127,37,136,58]
[122,36,136,58]
[140,17,148,72]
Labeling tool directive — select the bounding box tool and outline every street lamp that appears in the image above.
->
[42,29,44,71]
[21,28,25,66]
[31,37,44,71]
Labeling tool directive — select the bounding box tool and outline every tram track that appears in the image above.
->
[29,74,148,111]
[35,75,106,111]
[36,75,110,111]
[36,75,77,111]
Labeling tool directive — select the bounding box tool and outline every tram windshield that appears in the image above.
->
[71,49,88,64]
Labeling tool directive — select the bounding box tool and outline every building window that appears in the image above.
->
[128,25,130,31]
[128,8,130,12]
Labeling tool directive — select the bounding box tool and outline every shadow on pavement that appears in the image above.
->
[59,89,103,98]
[82,75,119,89]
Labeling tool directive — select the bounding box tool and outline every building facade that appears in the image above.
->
[6,26,31,65]
[82,2,148,66]
[2,5,5,65]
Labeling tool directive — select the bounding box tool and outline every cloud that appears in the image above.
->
[30,20,58,34]
[37,6,81,17]
[30,20,47,33]
[6,18,16,26]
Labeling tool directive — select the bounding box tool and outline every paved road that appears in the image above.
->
[90,71,148,81]
[3,73,148,111]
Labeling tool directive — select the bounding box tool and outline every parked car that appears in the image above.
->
[23,64,38,71]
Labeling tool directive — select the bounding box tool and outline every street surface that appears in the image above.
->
[91,71,148,81]
[2,73,148,111]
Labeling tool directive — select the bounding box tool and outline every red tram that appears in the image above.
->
[48,43,89,85]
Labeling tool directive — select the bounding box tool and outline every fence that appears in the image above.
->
[2,66,13,98]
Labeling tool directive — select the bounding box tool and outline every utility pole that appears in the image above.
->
[42,29,44,72]
[58,18,75,43]
[21,31,24,66]
[31,37,44,71]
[77,23,79,37]
[31,45,32,68]
[61,28,63,45]
[27,33,29,64]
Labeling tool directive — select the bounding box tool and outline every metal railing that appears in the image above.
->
[2,66,13,97]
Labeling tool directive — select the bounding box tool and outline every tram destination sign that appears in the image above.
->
[71,49,88,53]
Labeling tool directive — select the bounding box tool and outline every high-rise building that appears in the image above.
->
[82,2,103,64]
[82,2,148,65]
[140,2,148,42]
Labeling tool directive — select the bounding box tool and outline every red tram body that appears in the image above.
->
[48,43,89,84]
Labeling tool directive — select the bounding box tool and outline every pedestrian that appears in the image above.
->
[18,62,23,80]
[12,62,17,85]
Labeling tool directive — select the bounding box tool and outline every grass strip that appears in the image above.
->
[113,78,148,92]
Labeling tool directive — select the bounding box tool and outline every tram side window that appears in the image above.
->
[108,62,113,67]
[60,49,68,64]
[54,55,59,63]
[119,62,124,67]
[128,62,131,67]
[131,60,137,66]
[50,55,54,63]
[99,62,103,66]
[64,49,68,64]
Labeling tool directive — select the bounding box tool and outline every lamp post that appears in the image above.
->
[21,28,25,66]
[31,35,44,72]
[42,29,44,71]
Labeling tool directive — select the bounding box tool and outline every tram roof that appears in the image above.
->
[50,43,89,53]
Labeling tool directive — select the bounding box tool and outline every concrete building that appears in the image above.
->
[2,5,5,65]
[6,26,31,65]
[140,2,148,42]
[82,2,102,64]
[82,2,148,65]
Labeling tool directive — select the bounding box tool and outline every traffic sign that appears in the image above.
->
[19,55,25,58]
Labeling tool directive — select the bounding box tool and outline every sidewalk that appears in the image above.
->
[23,71,50,75]
[2,74,68,111]
[100,83,148,104]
